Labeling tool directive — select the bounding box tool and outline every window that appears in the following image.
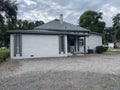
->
[59,35,65,54]
[14,34,22,56]
[79,39,84,46]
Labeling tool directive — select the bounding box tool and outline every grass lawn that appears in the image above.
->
[106,49,120,54]
[0,49,9,63]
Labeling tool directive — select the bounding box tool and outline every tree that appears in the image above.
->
[112,13,120,43]
[0,0,18,25]
[16,19,44,30]
[0,0,18,47]
[78,10,105,33]
[113,13,120,27]
[104,27,114,43]
[35,21,44,26]
[28,22,35,29]
[16,19,23,29]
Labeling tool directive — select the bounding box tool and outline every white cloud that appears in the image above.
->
[18,9,57,23]
[23,0,37,5]
[20,4,26,8]
[100,4,120,26]
[18,0,75,22]
[101,4,120,17]
[17,0,120,26]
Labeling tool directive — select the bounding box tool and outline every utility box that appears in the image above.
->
[88,49,94,54]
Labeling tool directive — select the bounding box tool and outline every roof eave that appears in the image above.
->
[7,30,90,36]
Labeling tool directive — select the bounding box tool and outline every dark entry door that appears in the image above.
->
[68,36,76,53]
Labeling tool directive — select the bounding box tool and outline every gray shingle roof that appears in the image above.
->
[8,19,92,36]
[34,19,90,32]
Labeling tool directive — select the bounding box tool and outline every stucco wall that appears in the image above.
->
[86,34,102,52]
[10,34,68,59]
[10,33,102,59]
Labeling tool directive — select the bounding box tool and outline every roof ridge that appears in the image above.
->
[34,19,90,32]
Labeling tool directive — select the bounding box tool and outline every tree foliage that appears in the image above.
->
[104,27,114,43]
[112,13,120,42]
[78,10,106,33]
[113,13,120,27]
[0,0,18,25]
[0,0,17,47]
[16,20,44,30]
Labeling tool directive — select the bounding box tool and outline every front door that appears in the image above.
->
[68,36,75,53]
[68,36,86,54]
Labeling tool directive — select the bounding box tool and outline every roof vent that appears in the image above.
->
[60,14,63,24]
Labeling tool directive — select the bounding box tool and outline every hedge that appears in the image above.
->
[0,49,9,63]
[96,46,108,53]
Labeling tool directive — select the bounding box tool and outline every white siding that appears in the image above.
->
[10,34,68,59]
[86,34,102,52]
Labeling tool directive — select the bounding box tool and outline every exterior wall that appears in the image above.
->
[10,33,102,59]
[86,34,102,52]
[10,34,68,59]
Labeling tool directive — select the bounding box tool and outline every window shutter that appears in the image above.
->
[19,35,22,56]
[14,35,17,56]
[59,35,65,54]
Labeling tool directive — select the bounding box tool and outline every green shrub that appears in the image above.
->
[96,46,105,53]
[0,49,9,63]
[104,47,108,52]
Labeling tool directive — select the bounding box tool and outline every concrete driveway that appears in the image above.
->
[0,54,120,90]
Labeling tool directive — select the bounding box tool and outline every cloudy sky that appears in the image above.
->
[17,0,120,27]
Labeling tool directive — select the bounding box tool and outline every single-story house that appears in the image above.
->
[8,14,102,59]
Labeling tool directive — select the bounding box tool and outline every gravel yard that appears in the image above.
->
[0,54,120,90]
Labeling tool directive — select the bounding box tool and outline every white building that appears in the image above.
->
[8,15,102,59]
[108,43,114,48]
